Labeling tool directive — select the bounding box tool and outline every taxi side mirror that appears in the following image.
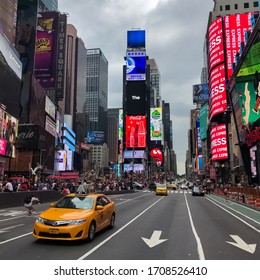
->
[96,205,104,210]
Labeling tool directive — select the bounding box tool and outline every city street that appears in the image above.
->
[0,190,259,260]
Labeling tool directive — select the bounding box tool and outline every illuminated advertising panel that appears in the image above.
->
[126,51,146,81]
[210,124,228,161]
[124,150,145,159]
[250,145,257,177]
[193,83,209,104]
[125,116,146,148]
[235,80,260,124]
[208,17,224,72]
[0,107,18,158]
[118,109,123,140]
[34,12,59,89]
[54,150,66,171]
[150,108,163,141]
[127,30,145,49]
[123,163,144,172]
[199,104,208,141]
[224,13,254,79]
[87,131,104,144]
[0,138,6,156]
[209,63,227,120]
[126,81,146,115]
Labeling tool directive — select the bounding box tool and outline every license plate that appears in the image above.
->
[49,228,59,234]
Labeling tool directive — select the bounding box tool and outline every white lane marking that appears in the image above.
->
[78,196,165,260]
[0,232,32,245]
[115,192,153,205]
[0,224,24,233]
[184,193,205,260]
[207,196,260,218]
[206,197,260,233]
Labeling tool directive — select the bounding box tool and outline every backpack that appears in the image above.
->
[24,196,32,204]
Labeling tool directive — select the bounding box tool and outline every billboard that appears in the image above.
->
[0,34,22,119]
[210,124,229,161]
[0,106,18,158]
[150,108,163,141]
[224,13,255,79]
[34,12,59,89]
[126,51,146,81]
[87,130,104,144]
[118,109,123,140]
[199,104,208,141]
[124,150,145,159]
[123,163,144,172]
[127,30,145,49]
[125,116,146,148]
[208,17,225,72]
[209,63,227,120]
[125,81,146,115]
[193,83,209,104]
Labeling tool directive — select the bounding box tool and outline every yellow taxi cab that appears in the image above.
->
[167,182,178,190]
[33,193,116,241]
[155,183,168,196]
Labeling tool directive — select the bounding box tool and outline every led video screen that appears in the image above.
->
[127,30,145,49]
[210,124,228,161]
[126,51,146,81]
[125,116,146,148]
[126,81,146,115]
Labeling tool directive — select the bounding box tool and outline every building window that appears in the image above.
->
[244,3,249,8]
[220,5,223,11]
[234,4,238,9]
[253,2,258,7]
[225,5,230,10]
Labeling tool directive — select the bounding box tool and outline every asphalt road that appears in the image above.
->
[0,190,259,260]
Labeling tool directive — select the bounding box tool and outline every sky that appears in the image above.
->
[58,0,214,175]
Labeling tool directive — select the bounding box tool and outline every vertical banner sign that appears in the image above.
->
[208,17,224,72]
[210,124,229,161]
[56,13,67,99]
[150,108,162,141]
[209,63,227,120]
[34,12,59,89]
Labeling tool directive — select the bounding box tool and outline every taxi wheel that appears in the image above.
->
[109,213,115,229]
[88,222,96,241]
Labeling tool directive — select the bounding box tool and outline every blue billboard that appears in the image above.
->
[126,51,146,81]
[87,130,104,144]
[127,30,145,49]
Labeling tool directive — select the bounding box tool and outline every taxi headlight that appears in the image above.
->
[36,217,45,224]
[67,219,86,225]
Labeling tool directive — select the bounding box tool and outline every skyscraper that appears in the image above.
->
[85,48,108,143]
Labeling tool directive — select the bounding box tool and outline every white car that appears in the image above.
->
[180,184,188,190]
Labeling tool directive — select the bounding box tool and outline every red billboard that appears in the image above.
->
[224,13,254,79]
[209,63,227,120]
[208,17,224,72]
[125,116,146,148]
[210,124,228,161]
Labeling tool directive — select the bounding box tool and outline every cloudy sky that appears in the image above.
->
[58,0,214,175]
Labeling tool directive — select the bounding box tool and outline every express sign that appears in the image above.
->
[210,124,229,161]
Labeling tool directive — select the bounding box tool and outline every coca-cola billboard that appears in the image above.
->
[125,116,146,148]
[210,124,229,161]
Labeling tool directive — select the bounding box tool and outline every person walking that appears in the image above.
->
[24,195,40,215]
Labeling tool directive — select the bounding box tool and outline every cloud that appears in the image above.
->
[59,0,213,174]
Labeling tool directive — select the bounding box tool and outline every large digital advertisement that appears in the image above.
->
[127,30,145,49]
[209,63,227,120]
[210,124,229,161]
[224,13,255,79]
[125,81,146,115]
[125,116,146,148]
[34,11,59,89]
[126,51,146,81]
[150,108,162,141]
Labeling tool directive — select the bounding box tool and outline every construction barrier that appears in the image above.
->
[247,196,256,206]
[255,198,260,208]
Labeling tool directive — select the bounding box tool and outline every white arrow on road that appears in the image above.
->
[141,230,168,248]
[226,235,256,254]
